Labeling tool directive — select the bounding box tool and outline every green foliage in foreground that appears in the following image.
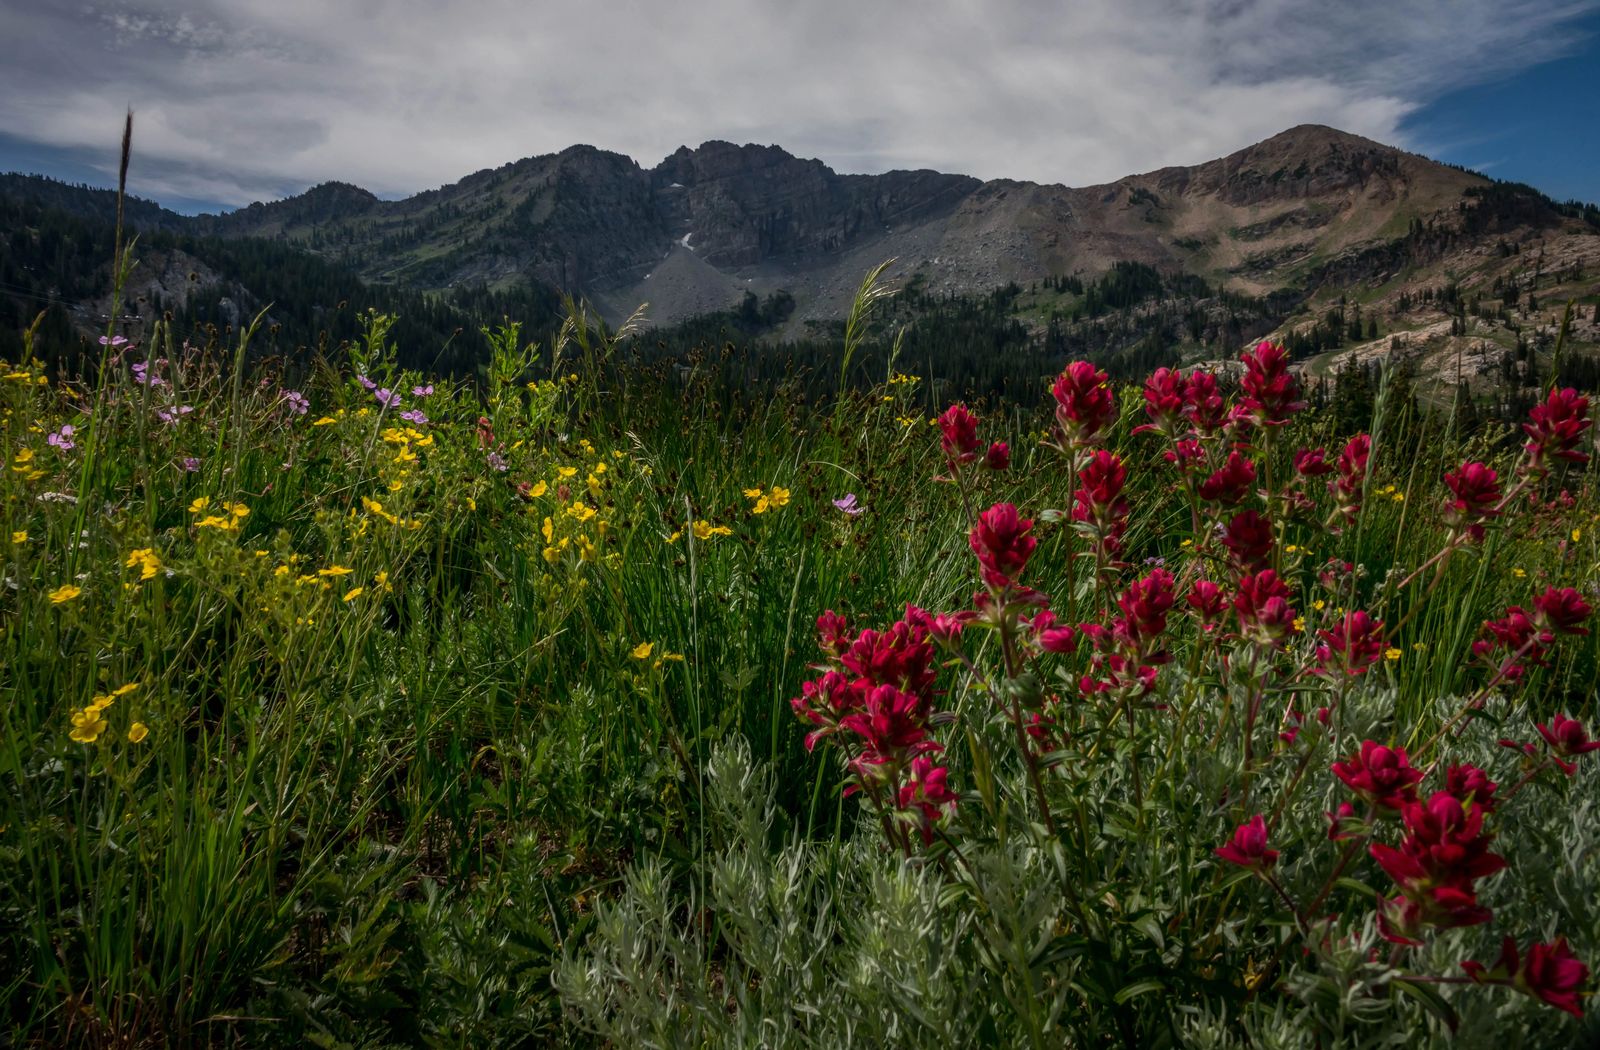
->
[1,297,1596,1047]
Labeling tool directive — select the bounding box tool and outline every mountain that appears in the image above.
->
[4,125,1598,399]
[163,125,1587,328]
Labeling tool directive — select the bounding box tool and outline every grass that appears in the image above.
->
[1,298,1596,1045]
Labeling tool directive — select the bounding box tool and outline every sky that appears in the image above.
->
[1,0,1597,215]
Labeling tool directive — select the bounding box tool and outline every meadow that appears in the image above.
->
[2,275,1598,1047]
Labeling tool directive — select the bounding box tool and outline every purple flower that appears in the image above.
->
[486,451,509,473]
[47,425,75,451]
[832,493,865,515]
[98,335,130,348]
[412,384,434,397]
[374,388,402,409]
[157,405,194,425]
[130,360,168,387]
[180,456,201,473]
[281,390,310,415]
[356,373,377,392]
[399,409,428,425]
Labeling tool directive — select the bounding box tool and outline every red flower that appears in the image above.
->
[1532,586,1592,635]
[1329,433,1371,525]
[969,502,1038,589]
[984,440,1010,471]
[1215,814,1278,869]
[1186,579,1228,629]
[1332,740,1423,812]
[1071,450,1129,556]
[1183,371,1228,433]
[1522,386,1591,475]
[816,610,852,656]
[790,671,861,750]
[1442,461,1501,542]
[1116,568,1176,650]
[1537,713,1600,775]
[1294,447,1334,477]
[1237,341,1305,427]
[1370,792,1505,938]
[1137,367,1187,435]
[1221,510,1274,570]
[897,755,958,844]
[842,620,937,695]
[938,403,981,463]
[1325,801,1361,841]
[1465,936,1590,1018]
[1314,610,1385,678]
[1028,610,1079,654]
[1444,763,1499,814]
[1198,450,1257,505]
[475,416,496,449]
[1232,570,1297,645]
[1052,361,1117,447]
[840,683,941,766]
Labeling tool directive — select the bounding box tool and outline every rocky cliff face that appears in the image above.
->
[23,125,1568,329]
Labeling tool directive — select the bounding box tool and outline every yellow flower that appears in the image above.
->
[194,515,233,530]
[10,530,24,544]
[631,641,654,660]
[1573,528,1582,543]
[48,584,81,604]
[112,682,139,697]
[1512,568,1526,578]
[374,571,392,592]
[666,530,681,544]
[567,502,596,523]
[318,565,354,577]
[342,586,364,602]
[527,480,548,498]
[743,487,764,500]
[541,517,555,544]
[1312,599,1326,611]
[766,486,790,510]
[1412,642,1427,652]
[125,548,162,581]
[12,448,34,465]
[188,496,210,514]
[127,722,149,743]
[557,466,578,479]
[312,416,337,426]
[1385,648,1402,662]
[586,474,603,500]
[225,502,249,519]
[1292,616,1306,633]
[69,707,107,743]
[691,520,731,541]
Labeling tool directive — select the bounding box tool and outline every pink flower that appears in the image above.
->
[1536,713,1600,775]
[1232,570,1296,645]
[1237,341,1305,427]
[984,441,1010,471]
[1215,814,1278,869]
[1522,387,1591,475]
[1332,740,1423,812]
[1052,361,1117,447]
[832,492,865,515]
[1325,802,1361,841]
[1183,371,1228,433]
[1465,937,1590,1018]
[938,404,981,464]
[816,610,852,656]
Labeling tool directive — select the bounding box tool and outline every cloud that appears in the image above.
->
[1,0,1596,209]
